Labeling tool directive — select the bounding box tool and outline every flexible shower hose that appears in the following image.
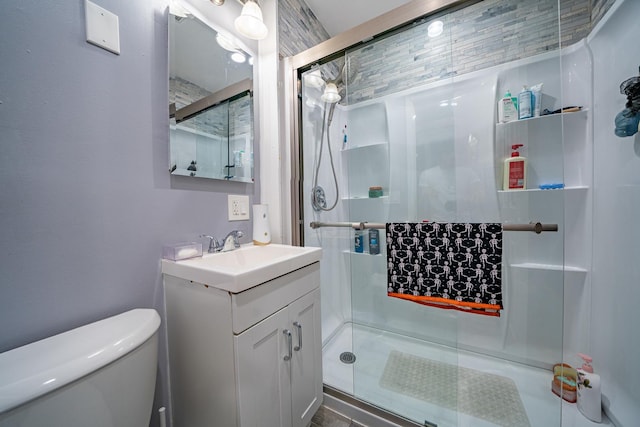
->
[311,102,340,211]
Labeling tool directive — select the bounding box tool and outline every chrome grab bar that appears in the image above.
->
[309,221,558,234]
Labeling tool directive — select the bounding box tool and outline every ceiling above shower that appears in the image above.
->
[303,0,412,36]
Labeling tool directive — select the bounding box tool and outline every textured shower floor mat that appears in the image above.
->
[379,350,530,427]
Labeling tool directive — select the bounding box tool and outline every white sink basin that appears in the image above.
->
[161,244,322,293]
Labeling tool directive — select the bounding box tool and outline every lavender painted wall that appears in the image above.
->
[0,0,257,424]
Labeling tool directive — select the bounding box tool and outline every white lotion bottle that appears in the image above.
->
[577,353,602,423]
[503,144,527,190]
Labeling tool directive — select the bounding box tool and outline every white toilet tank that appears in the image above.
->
[0,308,161,427]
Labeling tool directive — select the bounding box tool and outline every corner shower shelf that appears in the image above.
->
[341,140,388,151]
[495,109,589,127]
[510,262,588,273]
[497,186,589,194]
[342,195,389,201]
[342,250,384,257]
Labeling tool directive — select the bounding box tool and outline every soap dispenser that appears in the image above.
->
[503,144,527,190]
[577,353,602,423]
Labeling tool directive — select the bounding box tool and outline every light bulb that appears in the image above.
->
[428,20,444,38]
[235,1,268,40]
[231,52,246,63]
[304,69,325,89]
[216,32,238,52]
[321,83,341,103]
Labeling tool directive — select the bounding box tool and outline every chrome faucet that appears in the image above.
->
[221,230,244,252]
[200,230,244,253]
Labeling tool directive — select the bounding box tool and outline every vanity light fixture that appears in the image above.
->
[321,83,341,103]
[210,0,225,5]
[216,32,239,52]
[231,51,246,63]
[235,0,268,40]
[169,0,190,18]
[427,20,444,38]
[304,69,325,89]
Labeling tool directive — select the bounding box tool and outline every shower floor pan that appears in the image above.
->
[322,323,590,427]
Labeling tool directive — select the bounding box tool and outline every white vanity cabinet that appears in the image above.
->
[164,261,322,427]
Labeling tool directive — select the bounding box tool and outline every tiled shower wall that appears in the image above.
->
[278,0,330,58]
[279,0,616,104]
[591,0,616,27]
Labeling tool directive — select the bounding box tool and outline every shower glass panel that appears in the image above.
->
[301,2,565,426]
[341,20,462,426]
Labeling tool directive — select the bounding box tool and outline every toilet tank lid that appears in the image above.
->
[0,308,160,414]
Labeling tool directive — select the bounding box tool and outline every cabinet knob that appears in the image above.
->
[283,329,292,361]
[293,321,302,351]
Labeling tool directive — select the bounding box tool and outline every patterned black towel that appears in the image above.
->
[386,222,502,316]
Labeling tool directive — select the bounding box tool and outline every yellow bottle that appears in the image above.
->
[503,144,527,190]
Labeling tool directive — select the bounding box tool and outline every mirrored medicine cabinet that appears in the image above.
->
[169,13,254,182]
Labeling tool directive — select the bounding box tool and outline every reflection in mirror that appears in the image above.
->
[169,13,254,182]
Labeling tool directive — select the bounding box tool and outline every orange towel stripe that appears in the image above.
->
[388,293,501,317]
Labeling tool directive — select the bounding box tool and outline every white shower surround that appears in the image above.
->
[310,44,592,354]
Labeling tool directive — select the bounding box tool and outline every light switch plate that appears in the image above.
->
[228,195,250,221]
[85,0,120,55]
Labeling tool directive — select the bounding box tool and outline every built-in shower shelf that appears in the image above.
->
[510,262,587,273]
[342,195,389,201]
[342,250,384,257]
[341,140,388,151]
[497,185,588,194]
[495,109,589,127]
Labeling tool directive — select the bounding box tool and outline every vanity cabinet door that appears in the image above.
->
[289,288,323,427]
[235,307,293,427]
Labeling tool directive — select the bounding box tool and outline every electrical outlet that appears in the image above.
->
[228,195,250,221]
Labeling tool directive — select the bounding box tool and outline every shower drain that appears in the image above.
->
[339,351,356,364]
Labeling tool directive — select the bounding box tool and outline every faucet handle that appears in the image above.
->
[199,234,221,253]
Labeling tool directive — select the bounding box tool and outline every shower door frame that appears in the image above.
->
[285,0,476,246]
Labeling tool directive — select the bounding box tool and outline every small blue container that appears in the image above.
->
[354,231,364,253]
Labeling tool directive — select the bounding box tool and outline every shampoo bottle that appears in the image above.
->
[354,230,364,253]
[503,144,527,190]
[369,229,380,255]
[518,86,534,119]
[577,353,602,423]
[498,90,518,123]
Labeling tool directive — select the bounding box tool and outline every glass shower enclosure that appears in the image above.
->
[293,1,588,425]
